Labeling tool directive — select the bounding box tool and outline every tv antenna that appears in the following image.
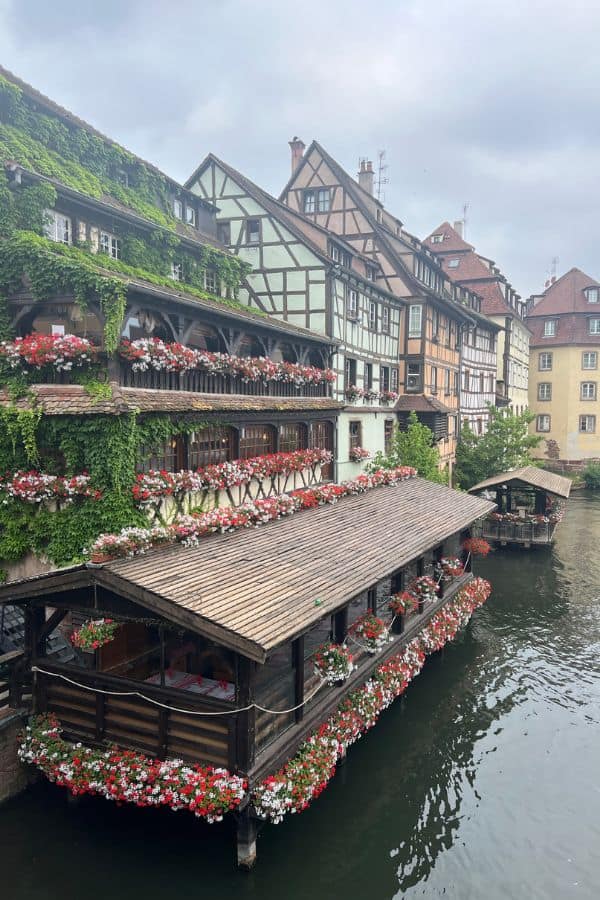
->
[375,150,389,202]
[461,201,469,239]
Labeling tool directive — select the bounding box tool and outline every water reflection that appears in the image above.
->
[1,495,600,899]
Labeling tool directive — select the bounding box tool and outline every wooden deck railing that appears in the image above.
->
[32,661,238,769]
[118,364,331,397]
[477,519,556,545]
[0,649,26,716]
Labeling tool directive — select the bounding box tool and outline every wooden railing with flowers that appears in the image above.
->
[475,510,563,545]
[0,334,335,399]
[32,661,237,769]
[133,449,333,523]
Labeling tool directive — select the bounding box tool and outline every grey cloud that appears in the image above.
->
[1,0,599,294]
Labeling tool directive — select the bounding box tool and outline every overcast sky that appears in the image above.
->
[2,0,598,297]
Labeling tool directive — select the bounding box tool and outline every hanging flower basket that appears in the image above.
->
[410,576,439,605]
[349,612,389,654]
[70,619,120,651]
[313,642,354,685]
[345,385,365,402]
[462,537,492,557]
[436,556,464,580]
[389,591,417,617]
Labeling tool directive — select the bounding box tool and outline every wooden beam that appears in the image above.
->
[37,608,68,650]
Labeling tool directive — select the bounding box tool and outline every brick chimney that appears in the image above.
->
[453,220,463,238]
[289,137,306,174]
[358,160,374,195]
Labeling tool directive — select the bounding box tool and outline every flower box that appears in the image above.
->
[313,642,354,685]
[349,612,389,654]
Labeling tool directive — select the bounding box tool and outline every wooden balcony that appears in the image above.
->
[119,363,331,397]
[476,517,557,547]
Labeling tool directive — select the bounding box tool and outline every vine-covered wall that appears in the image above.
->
[0,410,216,575]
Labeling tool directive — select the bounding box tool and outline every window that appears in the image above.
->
[585,287,599,303]
[349,421,362,451]
[448,258,460,268]
[137,436,184,473]
[589,319,600,335]
[581,382,597,400]
[99,231,121,259]
[344,357,357,387]
[246,219,260,243]
[454,371,460,395]
[188,427,233,467]
[205,269,218,294]
[185,205,196,226]
[580,415,596,433]
[380,366,390,392]
[391,367,399,392]
[173,199,183,219]
[368,300,378,331]
[170,262,182,281]
[431,309,439,339]
[278,423,307,453]
[44,210,71,245]
[384,420,394,454]
[582,351,598,370]
[239,425,275,459]
[409,305,422,337]
[217,221,231,245]
[463,368,470,391]
[364,363,373,389]
[406,362,422,391]
[366,265,377,281]
[444,368,451,395]
[317,189,330,212]
[381,306,390,334]
[347,288,359,319]
[539,352,553,371]
[543,320,557,336]
[303,191,315,213]
[536,414,551,432]
[376,209,382,223]
[431,233,443,243]
[538,382,552,401]
[431,366,438,393]
[331,244,351,267]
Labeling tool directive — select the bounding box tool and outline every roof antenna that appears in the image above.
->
[375,150,389,202]
[545,255,559,288]
[461,201,469,239]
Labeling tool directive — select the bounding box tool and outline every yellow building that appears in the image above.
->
[527,268,600,463]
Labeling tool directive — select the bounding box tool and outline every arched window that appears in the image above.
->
[237,334,265,358]
[239,425,275,458]
[20,303,104,346]
[186,322,222,352]
[188,426,235,468]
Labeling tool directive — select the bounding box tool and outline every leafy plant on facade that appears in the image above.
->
[368,412,446,483]
[455,406,541,489]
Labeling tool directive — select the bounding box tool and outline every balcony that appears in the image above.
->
[475,517,556,546]
[118,363,331,398]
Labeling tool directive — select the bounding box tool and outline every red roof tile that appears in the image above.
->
[527,268,600,317]
[424,222,474,253]
[394,394,453,414]
[527,313,600,348]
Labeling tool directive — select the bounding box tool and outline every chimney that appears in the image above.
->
[358,159,374,195]
[289,137,305,174]
[453,220,463,238]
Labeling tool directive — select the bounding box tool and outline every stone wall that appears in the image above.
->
[0,711,33,804]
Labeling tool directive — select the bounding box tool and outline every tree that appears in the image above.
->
[455,406,541,489]
[369,411,446,483]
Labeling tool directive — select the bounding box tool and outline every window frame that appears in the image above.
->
[537,382,552,401]
[582,351,598,370]
[538,352,553,371]
[347,288,359,320]
[580,414,596,433]
[99,230,121,260]
[246,219,260,244]
[580,381,597,401]
[173,198,183,219]
[381,305,390,334]
[536,414,551,433]
[589,318,600,335]
[185,205,196,226]
[349,420,362,451]
[368,300,378,331]
[408,304,422,338]
[44,210,71,245]
[543,319,557,337]
[406,362,422,392]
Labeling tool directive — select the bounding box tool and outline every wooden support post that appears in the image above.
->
[293,637,304,724]
[333,608,348,644]
[235,656,256,774]
[236,808,258,870]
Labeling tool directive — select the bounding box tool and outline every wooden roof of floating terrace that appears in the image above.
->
[0,480,494,662]
[468,466,572,499]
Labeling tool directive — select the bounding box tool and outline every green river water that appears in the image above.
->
[2,491,599,899]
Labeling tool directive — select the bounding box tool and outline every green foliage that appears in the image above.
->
[368,412,446,483]
[455,406,541,489]
[0,410,218,567]
[582,461,600,489]
[0,405,41,464]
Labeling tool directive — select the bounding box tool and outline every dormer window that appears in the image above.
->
[366,265,377,281]
[543,320,557,337]
[205,269,219,294]
[100,231,121,260]
[585,287,599,303]
[331,244,351,267]
[170,262,182,282]
[173,199,183,219]
[185,205,196,226]
[447,258,460,268]
[431,233,444,244]
[303,188,330,213]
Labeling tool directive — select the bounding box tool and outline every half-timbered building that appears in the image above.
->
[279,142,475,479]
[185,154,404,476]
[424,221,530,414]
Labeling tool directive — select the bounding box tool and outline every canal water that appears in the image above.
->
[2,493,600,899]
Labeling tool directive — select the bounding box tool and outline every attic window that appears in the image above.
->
[447,258,460,268]
[431,233,444,244]
[585,287,599,303]
[246,219,260,244]
[100,231,121,260]
[185,205,196,226]
[170,262,182,282]
[173,199,183,219]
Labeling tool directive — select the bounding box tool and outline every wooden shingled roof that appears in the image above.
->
[468,466,571,499]
[88,478,494,662]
